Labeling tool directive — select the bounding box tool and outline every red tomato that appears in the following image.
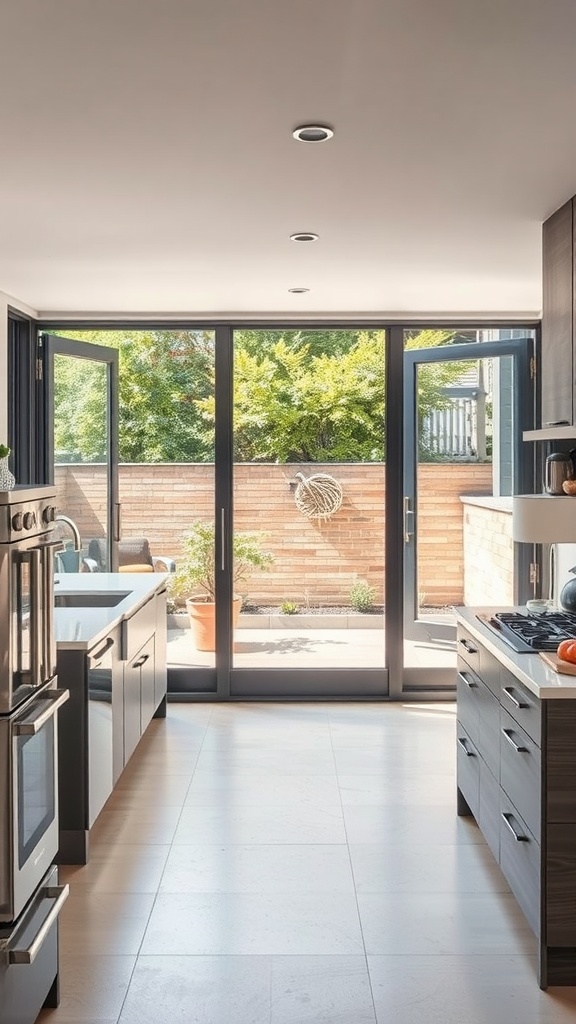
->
[557,639,576,663]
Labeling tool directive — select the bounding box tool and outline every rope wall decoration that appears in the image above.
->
[293,471,344,520]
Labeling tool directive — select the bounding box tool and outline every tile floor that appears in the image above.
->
[39,701,576,1024]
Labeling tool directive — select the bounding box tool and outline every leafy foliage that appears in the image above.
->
[168,520,274,603]
[54,327,468,464]
[349,579,377,612]
[55,330,214,463]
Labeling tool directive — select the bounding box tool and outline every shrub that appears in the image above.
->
[280,601,300,615]
[349,579,376,612]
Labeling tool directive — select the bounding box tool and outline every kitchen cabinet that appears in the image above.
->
[457,624,576,987]
[57,626,122,865]
[56,586,168,864]
[541,197,574,431]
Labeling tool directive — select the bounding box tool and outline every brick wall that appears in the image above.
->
[461,498,514,606]
[55,462,493,606]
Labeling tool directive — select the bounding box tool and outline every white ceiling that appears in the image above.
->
[1,0,576,317]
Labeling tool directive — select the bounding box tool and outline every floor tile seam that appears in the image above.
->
[131,705,213,957]
[327,714,379,1023]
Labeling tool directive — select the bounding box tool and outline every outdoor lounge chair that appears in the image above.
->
[86,536,176,573]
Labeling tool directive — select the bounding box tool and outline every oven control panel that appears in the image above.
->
[0,487,57,543]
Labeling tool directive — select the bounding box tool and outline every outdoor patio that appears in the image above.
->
[167,624,457,670]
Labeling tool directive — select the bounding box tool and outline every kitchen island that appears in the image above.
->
[455,607,576,988]
[54,573,168,864]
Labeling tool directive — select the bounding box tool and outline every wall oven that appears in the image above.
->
[0,683,69,923]
[0,486,59,714]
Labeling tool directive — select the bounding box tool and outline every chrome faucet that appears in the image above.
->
[54,514,82,553]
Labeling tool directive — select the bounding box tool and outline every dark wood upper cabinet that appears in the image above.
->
[541,198,574,428]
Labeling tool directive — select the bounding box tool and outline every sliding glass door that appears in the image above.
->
[229,328,388,698]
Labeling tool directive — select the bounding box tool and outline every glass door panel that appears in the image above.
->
[46,329,218,695]
[44,335,118,574]
[230,328,388,697]
[402,332,534,690]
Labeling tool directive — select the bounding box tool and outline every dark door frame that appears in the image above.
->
[42,333,120,572]
[402,338,535,656]
[29,317,539,701]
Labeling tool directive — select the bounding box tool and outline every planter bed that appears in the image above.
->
[168,608,385,630]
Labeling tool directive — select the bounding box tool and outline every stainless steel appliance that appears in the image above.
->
[0,486,59,714]
[478,610,576,652]
[0,684,68,923]
[544,451,575,494]
[0,487,69,1019]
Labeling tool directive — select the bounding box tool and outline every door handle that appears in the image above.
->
[14,688,70,735]
[114,503,122,543]
[220,507,226,571]
[403,496,415,544]
[5,884,69,965]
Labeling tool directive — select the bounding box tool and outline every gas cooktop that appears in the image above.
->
[478,610,576,653]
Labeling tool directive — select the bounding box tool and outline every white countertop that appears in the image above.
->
[454,606,576,699]
[54,572,168,651]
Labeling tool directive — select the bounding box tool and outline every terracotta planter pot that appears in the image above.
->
[186,596,242,651]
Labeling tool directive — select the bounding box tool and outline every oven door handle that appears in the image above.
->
[27,547,44,688]
[6,884,69,965]
[14,688,70,736]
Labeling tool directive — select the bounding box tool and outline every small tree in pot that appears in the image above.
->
[169,520,274,651]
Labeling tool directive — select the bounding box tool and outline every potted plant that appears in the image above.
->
[168,520,273,651]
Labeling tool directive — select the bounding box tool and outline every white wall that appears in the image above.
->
[0,289,38,440]
[555,543,576,606]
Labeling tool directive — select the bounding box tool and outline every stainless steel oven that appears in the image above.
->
[0,683,69,923]
[0,487,59,714]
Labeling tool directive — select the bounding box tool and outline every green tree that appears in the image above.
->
[55,330,214,462]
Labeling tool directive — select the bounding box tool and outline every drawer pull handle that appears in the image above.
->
[89,636,115,665]
[502,686,529,710]
[133,653,150,669]
[459,639,478,655]
[457,736,475,756]
[501,812,528,842]
[501,728,528,754]
[457,671,477,689]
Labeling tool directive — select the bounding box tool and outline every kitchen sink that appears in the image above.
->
[54,592,131,608]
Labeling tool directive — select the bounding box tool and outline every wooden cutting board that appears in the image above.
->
[539,651,576,675]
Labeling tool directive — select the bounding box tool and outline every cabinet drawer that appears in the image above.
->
[500,669,541,746]
[456,664,481,748]
[457,626,482,675]
[500,708,541,843]
[500,791,541,936]
[456,722,480,820]
[122,597,156,662]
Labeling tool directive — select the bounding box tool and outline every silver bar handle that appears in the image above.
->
[88,636,115,667]
[403,496,414,544]
[502,686,528,710]
[501,727,527,754]
[220,508,226,571]
[457,671,477,689]
[14,688,70,736]
[501,812,528,842]
[7,884,69,965]
[457,736,475,756]
[29,548,44,688]
[114,503,122,543]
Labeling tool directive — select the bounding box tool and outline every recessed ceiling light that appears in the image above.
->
[293,124,334,143]
[288,287,310,294]
[290,232,319,242]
